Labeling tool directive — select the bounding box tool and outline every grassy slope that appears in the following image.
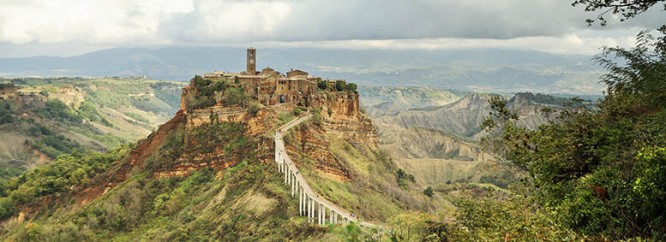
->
[0,109,392,241]
[0,78,184,174]
[285,119,451,226]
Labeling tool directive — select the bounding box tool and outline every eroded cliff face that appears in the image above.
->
[79,81,367,204]
[284,109,377,182]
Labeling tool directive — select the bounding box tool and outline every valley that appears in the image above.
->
[0,78,183,178]
[361,86,584,193]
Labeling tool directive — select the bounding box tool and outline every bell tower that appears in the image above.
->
[246,48,256,75]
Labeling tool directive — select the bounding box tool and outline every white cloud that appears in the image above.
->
[0,0,661,56]
[0,0,192,44]
[161,0,291,42]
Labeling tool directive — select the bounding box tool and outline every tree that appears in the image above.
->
[595,29,666,109]
[423,187,434,197]
[572,0,666,26]
[335,80,346,92]
[483,30,666,238]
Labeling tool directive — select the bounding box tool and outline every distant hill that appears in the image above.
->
[0,47,604,94]
[358,86,463,117]
[0,77,183,178]
[362,87,588,190]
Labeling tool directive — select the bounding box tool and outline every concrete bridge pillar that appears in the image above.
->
[284,165,288,184]
[317,204,320,225]
[291,178,296,197]
[305,195,309,219]
[321,205,324,225]
[329,208,333,224]
[301,189,305,216]
[278,151,282,173]
[307,196,312,221]
[310,197,315,222]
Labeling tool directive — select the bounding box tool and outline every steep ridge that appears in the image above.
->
[0,73,430,240]
[366,90,580,189]
[0,78,183,177]
[359,86,461,117]
[376,93,552,140]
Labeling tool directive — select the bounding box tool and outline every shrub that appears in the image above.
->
[423,187,434,197]
[317,78,329,90]
[335,80,346,92]
[248,102,261,117]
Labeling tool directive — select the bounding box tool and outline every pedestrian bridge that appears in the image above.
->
[274,115,376,227]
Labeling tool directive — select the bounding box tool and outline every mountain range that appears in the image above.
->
[0,47,605,95]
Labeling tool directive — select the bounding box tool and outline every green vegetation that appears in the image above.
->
[36,99,82,123]
[150,82,183,110]
[223,87,250,107]
[316,78,329,90]
[423,187,433,197]
[446,190,579,241]
[396,168,416,188]
[482,29,666,239]
[334,80,358,93]
[514,92,586,106]
[0,101,14,124]
[186,75,235,110]
[78,101,111,126]
[25,131,86,159]
[0,77,182,186]
[124,112,149,124]
[0,147,129,220]
[0,114,359,240]
[315,79,358,93]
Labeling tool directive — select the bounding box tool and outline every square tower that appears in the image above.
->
[246,48,256,75]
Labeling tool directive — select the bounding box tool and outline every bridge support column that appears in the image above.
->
[284,165,288,184]
[301,189,305,216]
[334,213,338,224]
[319,204,323,225]
[279,152,283,173]
[329,208,333,224]
[290,177,293,196]
[305,195,309,219]
[307,196,312,221]
[321,204,325,225]
[279,151,284,172]
[310,198,315,222]
[317,204,320,225]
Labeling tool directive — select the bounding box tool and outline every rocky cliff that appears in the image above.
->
[0,74,433,241]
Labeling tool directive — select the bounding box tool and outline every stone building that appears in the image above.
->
[202,48,321,107]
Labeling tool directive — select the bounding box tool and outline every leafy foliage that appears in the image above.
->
[447,191,579,241]
[0,101,14,124]
[396,168,416,188]
[571,0,666,26]
[484,30,666,239]
[0,147,129,220]
[36,99,82,123]
[333,80,358,93]
[223,87,250,107]
[423,187,434,197]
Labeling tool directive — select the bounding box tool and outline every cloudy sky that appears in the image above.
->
[0,0,663,57]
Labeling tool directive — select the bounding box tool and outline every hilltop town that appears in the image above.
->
[181,48,359,116]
